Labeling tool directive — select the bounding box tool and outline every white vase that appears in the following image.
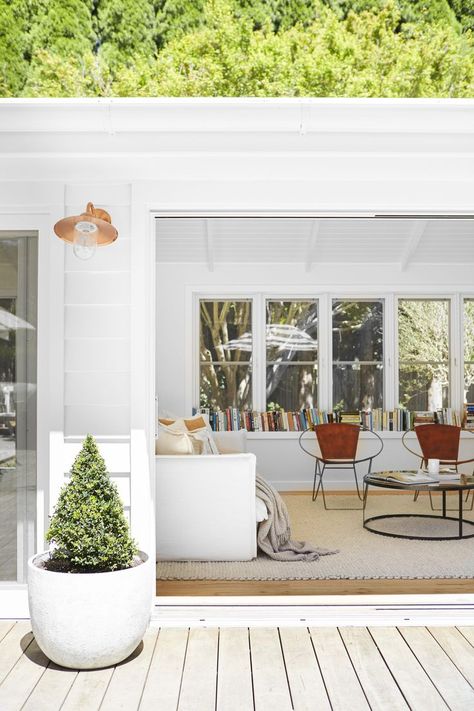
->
[28,551,153,669]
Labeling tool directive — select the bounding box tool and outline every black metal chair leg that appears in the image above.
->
[312,460,318,501]
[353,463,363,501]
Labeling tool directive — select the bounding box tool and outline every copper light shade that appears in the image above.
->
[54,202,118,250]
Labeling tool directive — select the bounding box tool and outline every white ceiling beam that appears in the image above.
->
[204,218,214,272]
[305,219,320,272]
[399,220,428,271]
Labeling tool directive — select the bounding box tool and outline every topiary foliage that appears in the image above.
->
[46,434,138,573]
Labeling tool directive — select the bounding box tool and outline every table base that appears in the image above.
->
[363,513,474,541]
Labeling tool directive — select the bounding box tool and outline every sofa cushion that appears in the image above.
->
[156,414,219,455]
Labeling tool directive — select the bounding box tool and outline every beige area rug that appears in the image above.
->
[156,492,474,581]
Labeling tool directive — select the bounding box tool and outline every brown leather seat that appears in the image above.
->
[299,422,383,509]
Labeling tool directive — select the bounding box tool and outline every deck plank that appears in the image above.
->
[0,622,33,685]
[99,628,158,711]
[249,627,292,711]
[139,628,188,711]
[21,663,77,711]
[0,638,49,711]
[369,627,448,710]
[430,627,474,688]
[178,627,219,711]
[61,668,114,711]
[0,621,14,644]
[340,627,408,710]
[216,627,254,711]
[400,627,474,711]
[279,626,330,711]
[309,627,369,711]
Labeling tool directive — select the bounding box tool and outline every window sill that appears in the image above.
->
[246,431,474,440]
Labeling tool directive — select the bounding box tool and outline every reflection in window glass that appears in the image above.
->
[266,300,318,410]
[199,300,252,409]
[464,299,474,403]
[0,235,37,583]
[332,300,384,410]
[398,299,449,410]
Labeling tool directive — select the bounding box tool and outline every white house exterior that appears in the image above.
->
[1,97,474,617]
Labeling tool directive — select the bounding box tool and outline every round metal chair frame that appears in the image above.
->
[298,426,384,510]
[401,427,474,467]
[401,427,474,512]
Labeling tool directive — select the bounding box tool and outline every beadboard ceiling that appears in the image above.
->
[155,217,474,266]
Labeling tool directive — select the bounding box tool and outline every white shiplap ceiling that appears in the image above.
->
[155,217,474,266]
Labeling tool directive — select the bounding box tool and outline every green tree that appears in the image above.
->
[156,0,206,46]
[96,0,156,67]
[0,0,30,95]
[25,0,96,92]
[449,0,474,30]
[46,434,138,573]
[112,0,474,97]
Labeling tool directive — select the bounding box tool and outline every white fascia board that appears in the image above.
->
[1,98,474,135]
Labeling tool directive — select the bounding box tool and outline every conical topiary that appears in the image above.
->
[46,434,138,573]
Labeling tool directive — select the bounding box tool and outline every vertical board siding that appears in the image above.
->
[63,186,131,438]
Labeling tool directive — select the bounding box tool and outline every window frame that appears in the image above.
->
[462,295,474,405]
[192,290,467,419]
[330,296,386,412]
[197,295,256,412]
[264,297,320,412]
[395,294,456,411]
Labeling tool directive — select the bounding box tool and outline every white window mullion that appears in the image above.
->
[253,293,265,411]
[451,293,462,412]
[384,293,395,410]
[319,293,331,411]
[192,292,200,413]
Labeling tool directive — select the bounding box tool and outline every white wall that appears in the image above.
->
[1,98,474,610]
[156,260,474,489]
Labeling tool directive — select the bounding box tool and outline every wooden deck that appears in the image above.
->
[2,622,474,709]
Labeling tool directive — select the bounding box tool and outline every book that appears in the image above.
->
[370,470,438,485]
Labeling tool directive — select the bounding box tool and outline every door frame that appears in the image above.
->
[146,207,474,612]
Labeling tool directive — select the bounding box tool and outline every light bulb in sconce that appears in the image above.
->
[54,202,118,257]
[72,220,98,260]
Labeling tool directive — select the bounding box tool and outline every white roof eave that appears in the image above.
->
[0,97,473,135]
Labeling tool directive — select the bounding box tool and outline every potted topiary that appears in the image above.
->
[28,434,153,669]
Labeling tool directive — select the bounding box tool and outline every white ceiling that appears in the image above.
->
[155,217,474,266]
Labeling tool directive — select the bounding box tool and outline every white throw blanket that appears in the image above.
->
[256,474,338,561]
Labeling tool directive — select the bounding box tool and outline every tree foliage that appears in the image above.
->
[1,0,474,96]
[46,434,138,573]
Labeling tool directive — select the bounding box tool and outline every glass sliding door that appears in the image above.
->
[0,233,37,583]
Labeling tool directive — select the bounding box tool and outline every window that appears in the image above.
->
[265,300,318,411]
[398,299,450,410]
[199,299,252,410]
[464,298,474,403]
[332,300,384,410]
[0,234,37,582]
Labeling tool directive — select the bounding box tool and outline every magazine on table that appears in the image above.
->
[370,470,439,485]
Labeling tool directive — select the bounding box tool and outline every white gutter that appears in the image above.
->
[0,97,473,134]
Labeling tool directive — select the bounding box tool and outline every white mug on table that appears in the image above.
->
[427,458,440,475]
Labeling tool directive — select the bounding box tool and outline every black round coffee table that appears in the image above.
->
[363,472,474,540]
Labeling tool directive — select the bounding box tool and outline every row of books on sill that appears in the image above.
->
[194,406,471,433]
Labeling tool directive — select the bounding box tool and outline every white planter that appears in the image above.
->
[28,551,153,669]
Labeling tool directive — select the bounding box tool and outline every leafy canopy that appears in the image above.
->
[46,434,138,573]
[1,0,474,96]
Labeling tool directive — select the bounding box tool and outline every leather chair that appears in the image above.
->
[299,423,383,510]
[402,424,474,510]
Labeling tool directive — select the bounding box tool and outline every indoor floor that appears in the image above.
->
[157,492,474,597]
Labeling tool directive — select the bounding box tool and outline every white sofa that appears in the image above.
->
[155,431,257,561]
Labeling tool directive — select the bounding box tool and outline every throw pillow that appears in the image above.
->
[156,414,219,455]
[155,419,196,455]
